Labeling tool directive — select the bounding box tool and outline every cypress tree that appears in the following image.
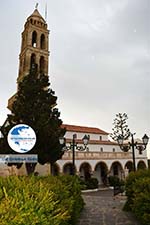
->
[1,67,65,174]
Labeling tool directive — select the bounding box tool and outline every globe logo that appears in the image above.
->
[7,124,36,153]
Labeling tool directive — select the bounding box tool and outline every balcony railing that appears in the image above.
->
[61,151,132,160]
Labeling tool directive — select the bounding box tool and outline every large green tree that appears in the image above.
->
[1,66,65,174]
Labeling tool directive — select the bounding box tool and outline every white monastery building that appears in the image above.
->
[54,124,148,184]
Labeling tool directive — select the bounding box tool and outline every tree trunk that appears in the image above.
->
[50,162,53,175]
[25,163,37,175]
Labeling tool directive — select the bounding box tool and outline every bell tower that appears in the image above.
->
[8,7,49,109]
[18,8,49,83]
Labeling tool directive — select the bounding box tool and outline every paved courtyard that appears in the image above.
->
[77,189,140,225]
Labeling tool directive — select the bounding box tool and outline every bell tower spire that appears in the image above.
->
[18,7,49,83]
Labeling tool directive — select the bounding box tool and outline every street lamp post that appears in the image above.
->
[59,134,90,175]
[131,134,136,172]
[117,133,149,172]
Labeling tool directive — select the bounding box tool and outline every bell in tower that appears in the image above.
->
[8,7,49,110]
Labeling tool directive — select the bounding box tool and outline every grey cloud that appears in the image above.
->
[0,1,149,145]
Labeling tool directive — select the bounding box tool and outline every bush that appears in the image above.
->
[124,169,150,225]
[108,176,125,187]
[124,169,150,211]
[78,177,99,190]
[0,175,84,225]
[57,175,84,224]
[132,177,150,225]
[85,177,99,189]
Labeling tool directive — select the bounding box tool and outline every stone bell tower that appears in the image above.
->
[8,6,49,109]
[18,7,49,82]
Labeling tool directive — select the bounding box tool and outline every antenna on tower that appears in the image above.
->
[45,2,47,21]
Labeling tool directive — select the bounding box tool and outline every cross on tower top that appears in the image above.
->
[35,3,38,9]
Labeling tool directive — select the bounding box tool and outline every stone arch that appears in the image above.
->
[51,163,60,176]
[40,34,46,49]
[63,162,76,175]
[79,162,92,181]
[137,160,147,170]
[94,161,108,185]
[32,31,37,47]
[125,161,133,172]
[110,161,124,179]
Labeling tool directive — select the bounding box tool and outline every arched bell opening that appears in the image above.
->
[40,34,46,49]
[32,31,37,47]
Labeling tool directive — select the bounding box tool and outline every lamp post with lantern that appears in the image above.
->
[59,134,90,175]
[117,133,149,171]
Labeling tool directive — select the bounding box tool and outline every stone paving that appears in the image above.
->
[77,189,140,225]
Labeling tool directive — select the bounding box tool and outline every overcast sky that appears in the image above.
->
[0,0,150,155]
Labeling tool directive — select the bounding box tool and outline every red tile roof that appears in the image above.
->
[62,124,109,135]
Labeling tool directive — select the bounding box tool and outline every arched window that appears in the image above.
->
[113,148,115,152]
[100,147,103,152]
[40,56,45,74]
[32,31,37,47]
[30,53,36,69]
[40,34,45,49]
